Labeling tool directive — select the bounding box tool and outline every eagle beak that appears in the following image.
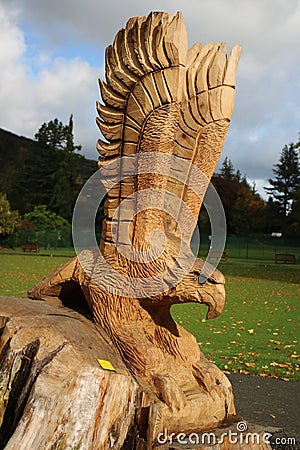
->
[201,282,226,320]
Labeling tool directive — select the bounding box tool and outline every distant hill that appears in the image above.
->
[0,128,98,220]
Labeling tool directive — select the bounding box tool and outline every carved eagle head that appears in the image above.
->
[165,258,226,319]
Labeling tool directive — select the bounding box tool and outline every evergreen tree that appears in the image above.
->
[265,197,282,234]
[220,157,235,181]
[0,127,97,217]
[34,115,84,221]
[50,153,80,220]
[287,187,300,237]
[265,143,300,217]
[213,159,267,235]
[35,118,67,151]
[35,115,81,154]
[65,114,82,153]
[11,141,61,213]
[219,157,242,183]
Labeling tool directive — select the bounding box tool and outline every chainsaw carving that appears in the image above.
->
[29,11,241,443]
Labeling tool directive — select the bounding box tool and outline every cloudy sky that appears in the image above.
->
[1,0,300,197]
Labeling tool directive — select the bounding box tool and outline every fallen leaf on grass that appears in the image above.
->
[245,362,256,368]
[270,362,289,368]
[239,369,250,375]
[247,329,255,334]
[269,340,284,345]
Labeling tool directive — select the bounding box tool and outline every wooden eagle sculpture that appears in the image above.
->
[29,11,241,441]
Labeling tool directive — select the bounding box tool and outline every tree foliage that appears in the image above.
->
[231,182,266,235]
[1,122,299,240]
[287,187,300,237]
[34,115,81,153]
[219,156,241,183]
[0,118,97,221]
[24,205,70,230]
[33,115,92,221]
[0,193,19,244]
[211,158,266,236]
[265,143,300,217]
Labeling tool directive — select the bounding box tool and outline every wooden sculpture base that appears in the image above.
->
[0,296,271,449]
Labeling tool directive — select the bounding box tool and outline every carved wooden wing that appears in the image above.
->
[96,11,241,258]
[171,42,241,228]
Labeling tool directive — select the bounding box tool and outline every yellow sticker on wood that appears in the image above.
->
[97,359,116,371]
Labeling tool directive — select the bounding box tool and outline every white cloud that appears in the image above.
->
[0,0,300,183]
[0,6,25,64]
[0,3,101,157]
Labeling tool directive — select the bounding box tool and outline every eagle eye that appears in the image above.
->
[198,274,208,284]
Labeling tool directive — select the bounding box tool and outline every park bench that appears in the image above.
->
[208,251,228,261]
[275,253,296,264]
[22,243,39,253]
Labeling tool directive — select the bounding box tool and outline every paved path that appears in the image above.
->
[228,373,300,449]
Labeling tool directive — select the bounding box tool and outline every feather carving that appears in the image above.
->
[29,15,242,428]
[96,11,241,274]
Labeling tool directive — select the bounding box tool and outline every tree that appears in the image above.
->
[231,181,266,235]
[34,115,84,221]
[49,154,80,220]
[265,197,282,234]
[11,141,61,213]
[0,193,19,246]
[23,206,71,248]
[0,126,97,218]
[65,114,82,153]
[35,115,81,153]
[219,157,241,183]
[287,187,300,237]
[265,143,300,217]
[24,205,70,230]
[212,159,267,235]
[35,118,67,151]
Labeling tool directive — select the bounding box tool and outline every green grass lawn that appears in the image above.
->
[0,253,299,381]
[0,254,71,297]
[172,263,300,381]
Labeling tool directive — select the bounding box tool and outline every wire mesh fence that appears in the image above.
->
[2,228,300,263]
[199,234,300,263]
[15,228,73,250]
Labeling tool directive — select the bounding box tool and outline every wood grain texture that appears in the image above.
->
[24,10,246,449]
[0,298,271,449]
[0,297,141,450]
[95,12,241,256]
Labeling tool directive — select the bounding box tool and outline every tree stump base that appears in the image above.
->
[0,296,271,449]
